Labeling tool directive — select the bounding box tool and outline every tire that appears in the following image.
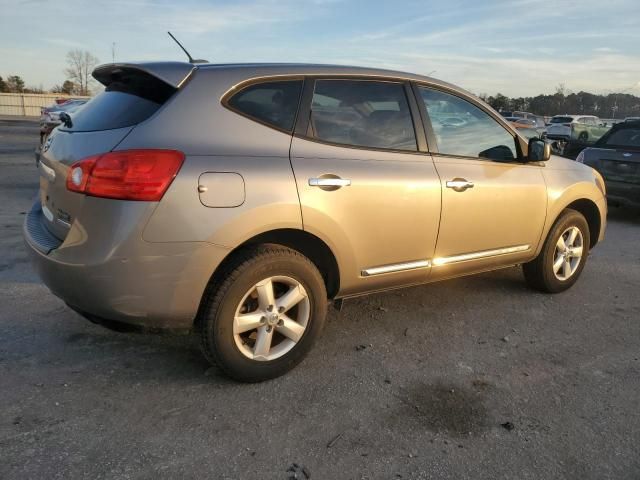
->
[578,131,588,142]
[198,244,328,382]
[523,209,590,293]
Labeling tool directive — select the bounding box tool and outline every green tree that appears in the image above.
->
[0,75,6,92]
[5,75,25,92]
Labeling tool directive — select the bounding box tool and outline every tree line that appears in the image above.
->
[480,85,640,119]
[0,49,99,96]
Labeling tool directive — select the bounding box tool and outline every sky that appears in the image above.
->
[2,0,640,97]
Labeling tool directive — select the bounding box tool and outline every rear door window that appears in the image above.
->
[62,69,176,132]
[308,79,417,151]
[227,80,302,132]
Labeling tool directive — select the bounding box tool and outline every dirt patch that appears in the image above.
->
[392,381,489,436]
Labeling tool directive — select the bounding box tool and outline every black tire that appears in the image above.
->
[198,244,327,382]
[578,131,588,142]
[523,209,590,293]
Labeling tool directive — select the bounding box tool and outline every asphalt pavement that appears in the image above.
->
[1,118,639,479]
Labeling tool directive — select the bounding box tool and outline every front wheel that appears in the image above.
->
[523,209,590,293]
[198,245,327,382]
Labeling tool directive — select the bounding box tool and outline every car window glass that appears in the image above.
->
[228,80,302,132]
[309,80,417,151]
[604,128,640,147]
[418,87,517,161]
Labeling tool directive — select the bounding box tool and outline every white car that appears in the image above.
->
[546,115,608,143]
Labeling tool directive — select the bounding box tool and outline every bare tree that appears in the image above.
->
[65,50,99,96]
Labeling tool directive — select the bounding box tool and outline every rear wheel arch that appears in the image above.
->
[201,229,340,309]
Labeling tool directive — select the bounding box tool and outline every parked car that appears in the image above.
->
[624,117,640,122]
[501,110,546,132]
[577,120,640,207]
[40,99,87,128]
[37,100,88,164]
[24,62,607,381]
[546,115,609,143]
[503,117,541,139]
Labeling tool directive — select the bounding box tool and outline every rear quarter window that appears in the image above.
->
[226,80,303,132]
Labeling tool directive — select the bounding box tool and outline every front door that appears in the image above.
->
[415,86,547,279]
[290,79,441,296]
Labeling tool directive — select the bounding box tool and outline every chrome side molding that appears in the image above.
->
[432,244,530,266]
[361,245,530,276]
[362,259,431,277]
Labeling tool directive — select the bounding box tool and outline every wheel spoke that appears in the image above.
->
[562,259,571,278]
[571,245,583,258]
[553,255,564,274]
[276,285,307,313]
[277,314,305,343]
[234,312,264,334]
[567,227,579,246]
[255,279,276,310]
[556,235,567,252]
[253,325,274,358]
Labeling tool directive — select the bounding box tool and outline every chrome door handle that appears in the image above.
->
[446,179,474,192]
[308,178,351,187]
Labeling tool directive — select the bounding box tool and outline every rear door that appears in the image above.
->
[290,78,441,296]
[38,66,182,240]
[414,85,547,279]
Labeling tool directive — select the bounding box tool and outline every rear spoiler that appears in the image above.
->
[93,62,196,89]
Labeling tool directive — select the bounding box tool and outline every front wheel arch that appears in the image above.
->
[564,198,601,249]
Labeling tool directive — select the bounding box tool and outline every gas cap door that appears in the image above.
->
[197,172,245,208]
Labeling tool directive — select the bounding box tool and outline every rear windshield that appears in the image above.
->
[550,116,573,124]
[61,69,176,132]
[597,126,640,149]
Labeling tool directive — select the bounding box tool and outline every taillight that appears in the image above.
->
[563,123,572,127]
[66,149,184,201]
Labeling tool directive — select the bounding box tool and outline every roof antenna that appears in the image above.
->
[167,31,208,64]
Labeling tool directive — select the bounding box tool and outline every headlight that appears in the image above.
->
[576,150,585,163]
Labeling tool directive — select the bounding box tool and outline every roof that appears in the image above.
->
[93,61,472,98]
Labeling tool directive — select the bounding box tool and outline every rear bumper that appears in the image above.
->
[24,200,230,330]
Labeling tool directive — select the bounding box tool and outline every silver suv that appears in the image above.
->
[24,62,607,381]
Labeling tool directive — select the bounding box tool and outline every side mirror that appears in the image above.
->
[528,137,551,162]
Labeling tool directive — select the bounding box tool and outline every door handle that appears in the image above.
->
[308,177,351,187]
[446,178,474,192]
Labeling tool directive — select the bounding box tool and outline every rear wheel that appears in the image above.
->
[198,245,327,382]
[523,209,590,293]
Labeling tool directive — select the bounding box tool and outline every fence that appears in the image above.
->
[0,93,91,117]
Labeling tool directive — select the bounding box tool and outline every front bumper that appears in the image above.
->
[24,201,230,330]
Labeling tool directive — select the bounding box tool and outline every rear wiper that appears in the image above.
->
[59,112,73,128]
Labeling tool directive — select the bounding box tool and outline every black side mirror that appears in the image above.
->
[528,137,551,162]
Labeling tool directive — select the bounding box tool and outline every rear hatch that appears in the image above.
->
[547,116,573,138]
[591,149,640,184]
[37,63,192,241]
[588,123,640,185]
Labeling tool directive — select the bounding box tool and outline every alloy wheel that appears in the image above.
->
[553,226,584,281]
[233,276,310,361]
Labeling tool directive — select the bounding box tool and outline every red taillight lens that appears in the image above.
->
[66,149,184,201]
[563,123,572,127]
